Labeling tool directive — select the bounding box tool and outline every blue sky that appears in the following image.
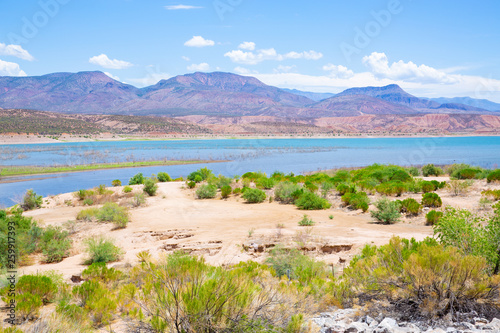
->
[1,0,500,101]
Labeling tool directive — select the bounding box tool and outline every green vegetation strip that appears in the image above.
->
[0,160,225,177]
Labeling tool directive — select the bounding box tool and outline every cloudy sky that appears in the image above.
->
[1,0,500,101]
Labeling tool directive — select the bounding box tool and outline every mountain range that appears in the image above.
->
[0,71,498,118]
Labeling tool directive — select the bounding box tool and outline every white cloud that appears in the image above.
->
[89,54,133,69]
[187,62,210,71]
[0,43,34,61]
[0,59,27,76]
[224,48,323,65]
[273,65,297,73]
[182,56,190,61]
[238,42,255,51]
[104,72,121,81]
[165,4,203,10]
[322,64,354,79]
[128,72,171,87]
[234,66,258,75]
[362,52,457,84]
[184,36,215,47]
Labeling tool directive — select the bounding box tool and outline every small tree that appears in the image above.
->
[129,173,144,185]
[422,164,443,177]
[221,185,232,199]
[21,189,43,211]
[371,198,401,224]
[157,172,172,182]
[143,177,158,196]
[111,179,122,187]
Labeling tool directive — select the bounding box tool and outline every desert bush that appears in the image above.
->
[187,167,213,183]
[422,192,442,207]
[196,184,217,199]
[446,179,473,196]
[320,181,335,197]
[81,262,123,284]
[274,182,303,204]
[398,198,422,216]
[341,192,369,212]
[407,166,420,176]
[143,177,158,196]
[242,188,266,203]
[232,187,241,195]
[266,246,326,284]
[83,236,123,264]
[375,181,408,196]
[123,185,132,193]
[111,179,121,187]
[187,181,196,189]
[132,192,146,207]
[96,202,129,228]
[157,172,171,182]
[487,169,500,183]
[76,208,98,222]
[95,184,108,195]
[215,175,232,189]
[128,173,144,185]
[295,191,331,210]
[482,189,500,201]
[420,180,436,193]
[336,183,355,196]
[257,177,275,189]
[425,210,443,226]
[40,226,72,263]
[75,189,94,200]
[298,214,315,226]
[82,198,93,206]
[342,237,500,320]
[422,164,443,177]
[370,198,401,224]
[21,189,42,211]
[71,280,117,327]
[221,185,232,199]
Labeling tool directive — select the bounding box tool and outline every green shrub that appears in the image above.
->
[422,164,443,177]
[446,179,473,196]
[295,191,331,210]
[370,198,401,224]
[298,214,315,226]
[232,187,241,195]
[21,189,42,211]
[456,168,481,179]
[96,202,129,229]
[75,189,94,200]
[111,179,121,187]
[40,226,72,263]
[482,189,500,201]
[157,172,171,182]
[341,192,369,212]
[375,181,407,196]
[187,181,196,189]
[129,173,144,185]
[82,198,93,206]
[188,167,213,182]
[242,188,266,203]
[336,183,355,196]
[257,177,275,189]
[196,184,217,199]
[274,182,303,204]
[420,181,435,193]
[422,192,442,207]
[320,181,335,197]
[487,169,500,183]
[399,198,422,216]
[143,177,158,196]
[76,208,99,222]
[132,192,146,207]
[95,184,108,195]
[216,175,232,189]
[84,236,123,264]
[81,262,123,283]
[425,210,443,225]
[407,167,420,176]
[221,185,232,199]
[123,185,132,193]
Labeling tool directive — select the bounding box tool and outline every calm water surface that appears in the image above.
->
[0,137,499,207]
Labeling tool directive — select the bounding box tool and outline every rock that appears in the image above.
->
[424,328,446,333]
[484,317,500,330]
[375,317,398,333]
[70,275,84,283]
[345,322,369,332]
[473,317,488,326]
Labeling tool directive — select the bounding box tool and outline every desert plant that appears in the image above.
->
[96,202,129,228]
[21,189,42,211]
[336,183,355,196]
[399,198,422,216]
[341,192,369,212]
[422,164,443,177]
[242,188,266,203]
[143,177,158,196]
[82,198,93,206]
[274,182,303,204]
[221,185,232,199]
[257,177,275,189]
[298,215,315,226]
[111,179,121,187]
[187,181,196,189]
[487,169,500,183]
[370,198,401,224]
[446,179,473,196]
[425,210,443,226]
[40,226,72,263]
[157,172,171,182]
[407,166,420,176]
[196,184,217,199]
[422,192,442,207]
[132,192,146,207]
[123,185,132,193]
[295,191,331,210]
[129,173,144,185]
[83,236,123,264]
[76,207,99,222]
[482,189,500,201]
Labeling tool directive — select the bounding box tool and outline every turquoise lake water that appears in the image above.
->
[0,136,499,207]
